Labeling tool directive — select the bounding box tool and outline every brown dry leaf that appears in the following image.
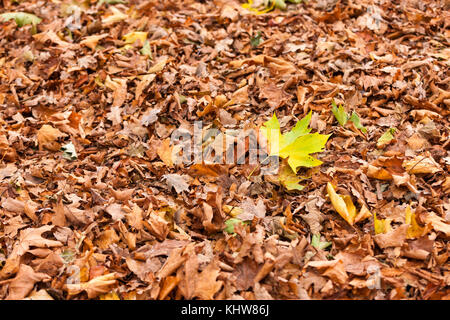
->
[192,258,223,300]
[424,212,450,238]
[157,138,174,167]
[162,174,190,194]
[148,56,168,74]
[126,204,144,230]
[23,289,54,300]
[37,125,65,151]
[403,154,442,174]
[65,273,118,299]
[306,260,348,285]
[0,225,62,279]
[105,203,125,222]
[259,82,291,108]
[229,55,296,77]
[374,224,409,248]
[144,214,169,241]
[80,34,108,50]
[96,228,120,250]
[5,264,51,300]
[231,85,249,104]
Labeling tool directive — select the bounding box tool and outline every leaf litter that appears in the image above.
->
[0,0,449,300]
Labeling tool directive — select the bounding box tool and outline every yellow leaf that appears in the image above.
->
[222,205,243,217]
[99,291,120,300]
[374,211,392,234]
[122,31,147,45]
[260,113,330,173]
[327,182,357,225]
[242,0,276,14]
[405,205,426,239]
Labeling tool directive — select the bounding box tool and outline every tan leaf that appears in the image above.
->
[37,124,65,151]
[425,212,450,237]
[5,264,51,300]
[193,258,223,300]
[374,224,409,248]
[403,154,442,174]
[65,273,118,299]
[157,138,174,167]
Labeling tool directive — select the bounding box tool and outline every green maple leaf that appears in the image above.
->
[260,112,330,174]
[0,12,41,27]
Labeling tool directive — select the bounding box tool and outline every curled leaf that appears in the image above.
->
[326,182,357,225]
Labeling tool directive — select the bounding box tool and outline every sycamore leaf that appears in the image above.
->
[331,101,348,126]
[311,234,331,250]
[0,12,42,27]
[377,128,396,148]
[260,112,330,173]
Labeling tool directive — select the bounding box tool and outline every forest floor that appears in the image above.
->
[0,0,449,300]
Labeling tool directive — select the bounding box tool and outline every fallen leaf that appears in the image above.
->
[162,174,190,193]
[5,264,50,300]
[65,273,118,298]
[37,125,65,151]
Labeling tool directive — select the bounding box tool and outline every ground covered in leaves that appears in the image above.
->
[0,0,449,300]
